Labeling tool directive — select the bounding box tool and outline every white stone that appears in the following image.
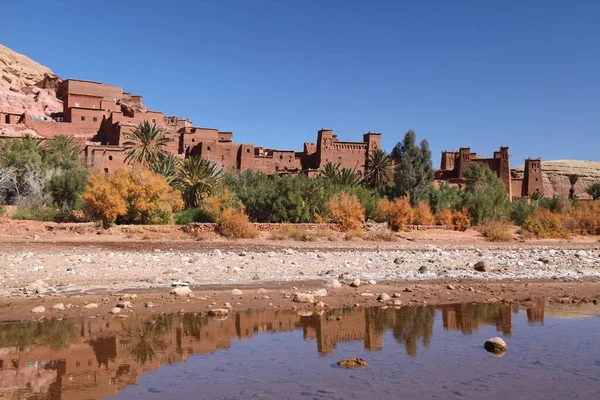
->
[31,306,45,313]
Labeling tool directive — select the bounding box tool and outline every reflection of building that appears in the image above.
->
[0,303,526,399]
[441,303,515,336]
[526,298,545,324]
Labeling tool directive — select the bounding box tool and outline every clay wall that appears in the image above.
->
[523,158,544,197]
[24,118,99,139]
[511,177,524,197]
[192,141,241,171]
[218,131,233,142]
[85,145,129,174]
[101,99,118,114]
[60,79,122,100]
[315,129,370,173]
[0,112,22,124]
[132,111,164,126]
[64,93,102,110]
[65,108,104,130]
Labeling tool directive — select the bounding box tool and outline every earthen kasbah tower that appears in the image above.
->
[1,78,540,198]
[434,146,544,199]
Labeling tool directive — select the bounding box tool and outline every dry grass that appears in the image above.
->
[412,202,435,225]
[216,207,258,239]
[452,208,471,232]
[344,229,367,241]
[327,193,365,232]
[377,197,412,231]
[434,207,453,226]
[478,220,513,242]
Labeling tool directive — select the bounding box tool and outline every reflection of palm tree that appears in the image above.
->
[126,319,168,366]
[391,306,436,356]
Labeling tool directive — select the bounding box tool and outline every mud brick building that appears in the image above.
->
[1,78,380,176]
[434,146,543,199]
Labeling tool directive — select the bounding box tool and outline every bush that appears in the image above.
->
[434,207,453,226]
[12,206,61,222]
[462,163,509,225]
[216,207,258,238]
[174,208,210,225]
[452,208,471,231]
[47,168,88,212]
[377,197,412,231]
[522,208,569,238]
[567,201,600,235]
[509,198,534,226]
[327,192,365,231]
[412,202,434,225]
[478,220,513,242]
[82,169,183,226]
[200,188,236,222]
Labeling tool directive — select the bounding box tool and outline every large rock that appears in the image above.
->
[484,337,507,354]
[230,289,243,295]
[171,286,193,297]
[350,279,361,288]
[515,160,600,199]
[312,288,328,297]
[474,260,491,272]
[292,293,315,303]
[31,306,45,313]
[337,358,368,368]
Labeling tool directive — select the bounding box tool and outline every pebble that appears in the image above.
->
[377,293,391,301]
[52,303,65,311]
[418,266,428,274]
[393,257,403,264]
[350,279,361,288]
[31,306,45,313]
[256,288,269,294]
[312,288,328,297]
[474,260,491,272]
[213,249,223,257]
[326,279,342,288]
[83,303,98,309]
[145,302,154,308]
[208,308,228,317]
[368,280,377,285]
[292,293,315,303]
[360,293,375,297]
[171,287,193,297]
[230,289,244,295]
[109,307,121,315]
[447,284,456,290]
[116,301,132,309]
[484,337,507,353]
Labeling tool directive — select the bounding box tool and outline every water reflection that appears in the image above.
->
[0,298,576,399]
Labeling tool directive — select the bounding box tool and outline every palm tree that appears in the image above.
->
[585,183,600,200]
[177,156,223,208]
[44,135,80,169]
[150,153,182,187]
[319,162,361,187]
[123,121,170,165]
[568,174,579,199]
[363,150,393,188]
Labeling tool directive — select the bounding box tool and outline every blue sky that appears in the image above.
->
[2,0,599,165]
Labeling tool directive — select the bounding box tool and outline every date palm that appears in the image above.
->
[150,153,182,188]
[45,135,80,169]
[177,156,223,208]
[364,150,393,188]
[319,162,361,187]
[123,121,170,165]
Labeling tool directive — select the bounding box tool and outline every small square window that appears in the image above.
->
[192,139,195,143]
[108,155,113,161]
[152,119,156,123]
[247,149,250,153]
[93,117,97,122]
[81,116,86,121]
[104,168,109,174]
[207,146,211,150]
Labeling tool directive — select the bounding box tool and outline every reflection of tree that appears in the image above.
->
[124,319,167,366]
[441,303,513,336]
[390,306,436,357]
[0,319,77,351]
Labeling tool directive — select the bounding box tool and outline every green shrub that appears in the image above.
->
[12,206,61,222]
[509,198,535,226]
[174,208,212,225]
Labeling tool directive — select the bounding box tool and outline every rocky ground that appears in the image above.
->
[0,233,599,321]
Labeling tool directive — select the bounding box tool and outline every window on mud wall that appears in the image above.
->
[93,117,97,122]
[108,155,113,161]
[152,119,156,123]
[4,115,9,124]
[104,168,109,174]
[81,116,86,121]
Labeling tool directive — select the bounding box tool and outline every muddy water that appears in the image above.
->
[0,301,599,400]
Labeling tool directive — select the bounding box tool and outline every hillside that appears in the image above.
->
[515,160,600,199]
[0,44,62,118]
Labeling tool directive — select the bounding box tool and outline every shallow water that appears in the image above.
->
[1,300,599,399]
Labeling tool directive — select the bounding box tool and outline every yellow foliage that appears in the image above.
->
[478,219,513,242]
[377,197,412,231]
[412,202,435,225]
[216,207,258,238]
[522,208,569,238]
[200,188,235,222]
[82,168,183,226]
[434,207,453,226]
[452,208,471,232]
[327,192,365,231]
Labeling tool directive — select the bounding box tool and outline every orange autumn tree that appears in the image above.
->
[82,168,183,226]
[327,192,365,231]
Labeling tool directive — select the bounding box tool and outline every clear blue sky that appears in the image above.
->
[3,0,599,165]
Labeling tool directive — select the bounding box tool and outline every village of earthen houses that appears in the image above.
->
[1,77,543,198]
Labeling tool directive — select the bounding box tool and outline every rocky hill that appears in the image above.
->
[515,160,600,199]
[0,44,62,118]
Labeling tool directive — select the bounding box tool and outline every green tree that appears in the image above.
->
[0,134,46,176]
[390,130,433,204]
[584,182,600,200]
[44,135,80,169]
[568,174,579,200]
[47,167,88,212]
[363,150,394,188]
[123,121,170,165]
[509,197,535,225]
[178,157,222,208]
[461,163,509,225]
[426,182,461,213]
